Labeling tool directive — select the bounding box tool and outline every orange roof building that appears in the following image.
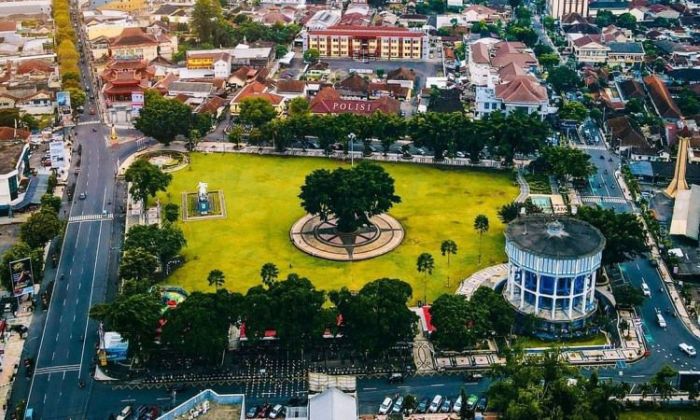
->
[305,25,427,60]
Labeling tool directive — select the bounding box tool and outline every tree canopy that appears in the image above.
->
[134,91,195,145]
[124,159,172,203]
[299,161,401,232]
[575,206,647,265]
[330,278,417,355]
[124,223,186,266]
[547,66,580,94]
[539,146,595,181]
[238,97,278,128]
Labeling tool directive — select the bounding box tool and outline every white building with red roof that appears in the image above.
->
[475,75,550,119]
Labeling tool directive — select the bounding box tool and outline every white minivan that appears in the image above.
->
[428,395,443,413]
[641,282,651,297]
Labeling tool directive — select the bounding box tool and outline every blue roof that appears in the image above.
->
[12,174,49,210]
[629,161,654,178]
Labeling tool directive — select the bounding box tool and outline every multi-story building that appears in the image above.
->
[184,50,231,79]
[108,27,177,61]
[547,0,589,19]
[475,75,550,119]
[96,0,147,13]
[304,25,428,60]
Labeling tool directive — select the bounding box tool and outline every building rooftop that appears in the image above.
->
[0,139,26,174]
[607,42,644,54]
[505,215,606,259]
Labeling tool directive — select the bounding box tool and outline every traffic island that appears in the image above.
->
[290,213,404,261]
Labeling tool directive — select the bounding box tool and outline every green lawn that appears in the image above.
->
[158,154,518,303]
[516,333,608,349]
[620,409,700,420]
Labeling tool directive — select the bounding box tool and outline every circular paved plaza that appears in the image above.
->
[290,214,404,261]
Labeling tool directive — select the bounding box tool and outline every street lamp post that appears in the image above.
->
[348,132,356,167]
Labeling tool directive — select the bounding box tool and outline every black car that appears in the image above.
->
[415,398,430,414]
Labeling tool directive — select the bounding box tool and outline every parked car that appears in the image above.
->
[415,398,429,414]
[476,396,488,412]
[428,395,443,413]
[268,404,285,419]
[680,342,697,356]
[466,394,479,410]
[391,396,404,414]
[388,373,403,383]
[439,398,452,413]
[116,406,132,420]
[452,395,462,413]
[245,406,259,418]
[378,397,393,415]
[258,404,272,418]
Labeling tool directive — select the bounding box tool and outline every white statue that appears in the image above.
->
[197,182,208,201]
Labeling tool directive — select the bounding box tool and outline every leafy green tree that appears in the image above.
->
[575,206,647,264]
[651,365,677,401]
[163,203,179,223]
[547,65,580,93]
[119,247,159,283]
[66,87,86,108]
[430,294,473,350]
[260,262,279,288]
[40,194,62,214]
[616,12,637,30]
[275,44,288,58]
[626,98,645,114]
[161,290,244,363]
[474,214,489,264]
[595,10,615,27]
[207,269,226,289]
[265,273,327,352]
[0,242,44,291]
[303,48,320,63]
[192,0,222,44]
[134,91,194,145]
[329,278,417,356]
[238,97,277,128]
[227,124,245,148]
[299,161,401,232]
[677,88,700,116]
[497,200,542,224]
[540,146,595,181]
[440,239,457,287]
[613,284,645,307]
[482,111,548,165]
[287,97,310,116]
[20,208,63,248]
[369,111,404,155]
[416,252,435,304]
[124,224,186,266]
[89,293,162,360]
[409,112,456,161]
[559,101,588,122]
[124,159,172,204]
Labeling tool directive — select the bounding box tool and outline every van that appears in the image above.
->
[428,395,443,413]
[656,312,667,328]
[116,406,132,420]
[641,282,651,297]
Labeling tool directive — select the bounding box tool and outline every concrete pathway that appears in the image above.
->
[515,171,529,203]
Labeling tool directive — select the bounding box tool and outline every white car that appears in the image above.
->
[378,397,393,415]
[641,282,651,297]
[452,395,462,413]
[428,395,443,413]
[679,343,697,356]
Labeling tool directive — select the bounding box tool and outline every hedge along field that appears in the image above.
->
[158,153,519,304]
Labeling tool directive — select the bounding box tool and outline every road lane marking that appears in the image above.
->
[79,186,109,377]
[430,383,444,387]
[362,387,377,391]
[68,213,114,223]
[51,352,55,361]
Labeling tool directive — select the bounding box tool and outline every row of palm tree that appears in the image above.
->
[416,214,490,303]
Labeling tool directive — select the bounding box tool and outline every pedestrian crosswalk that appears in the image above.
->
[580,196,628,204]
[575,144,607,151]
[77,121,101,126]
[68,213,113,222]
[34,364,80,375]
